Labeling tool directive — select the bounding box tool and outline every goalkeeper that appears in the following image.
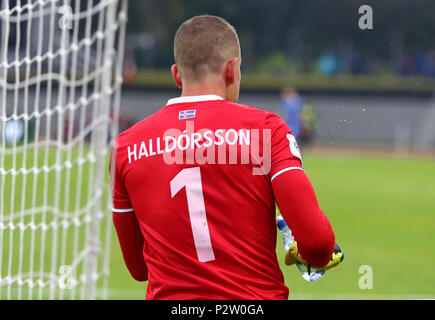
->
[111,15,337,299]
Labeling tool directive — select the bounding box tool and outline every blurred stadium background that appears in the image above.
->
[1,0,434,299]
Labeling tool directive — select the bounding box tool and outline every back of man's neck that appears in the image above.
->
[181,84,226,100]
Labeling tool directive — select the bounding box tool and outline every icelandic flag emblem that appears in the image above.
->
[179,110,196,120]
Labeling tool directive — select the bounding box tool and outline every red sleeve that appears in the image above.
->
[272,164,335,268]
[110,143,147,281]
[264,112,303,180]
[109,145,133,211]
[113,211,148,281]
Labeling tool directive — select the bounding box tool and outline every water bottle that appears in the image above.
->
[276,215,326,282]
[276,215,294,251]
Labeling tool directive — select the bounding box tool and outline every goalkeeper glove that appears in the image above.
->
[325,242,344,270]
[285,242,308,266]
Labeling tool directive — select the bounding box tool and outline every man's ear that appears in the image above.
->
[224,58,238,86]
[171,64,183,89]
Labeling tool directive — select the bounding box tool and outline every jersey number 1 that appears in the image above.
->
[170,167,215,262]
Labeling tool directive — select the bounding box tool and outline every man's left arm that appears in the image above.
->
[110,146,148,281]
[113,211,148,281]
[266,111,335,268]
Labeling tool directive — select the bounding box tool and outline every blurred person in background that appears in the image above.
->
[280,87,303,140]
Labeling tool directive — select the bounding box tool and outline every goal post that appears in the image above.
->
[0,0,128,300]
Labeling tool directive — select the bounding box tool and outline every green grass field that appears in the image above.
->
[2,148,435,299]
[107,151,435,300]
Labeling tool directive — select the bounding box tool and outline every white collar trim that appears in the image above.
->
[166,95,224,106]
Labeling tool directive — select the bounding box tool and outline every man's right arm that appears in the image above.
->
[272,169,335,268]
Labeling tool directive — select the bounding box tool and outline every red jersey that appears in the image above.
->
[111,95,304,299]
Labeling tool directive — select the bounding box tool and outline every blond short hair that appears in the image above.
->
[174,15,241,82]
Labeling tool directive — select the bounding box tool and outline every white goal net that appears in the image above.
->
[0,0,127,299]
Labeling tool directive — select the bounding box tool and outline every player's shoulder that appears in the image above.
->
[226,101,286,126]
[221,100,281,122]
[222,100,263,113]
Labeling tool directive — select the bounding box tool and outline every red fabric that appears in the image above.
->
[113,212,148,281]
[272,170,335,268]
[110,97,330,299]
